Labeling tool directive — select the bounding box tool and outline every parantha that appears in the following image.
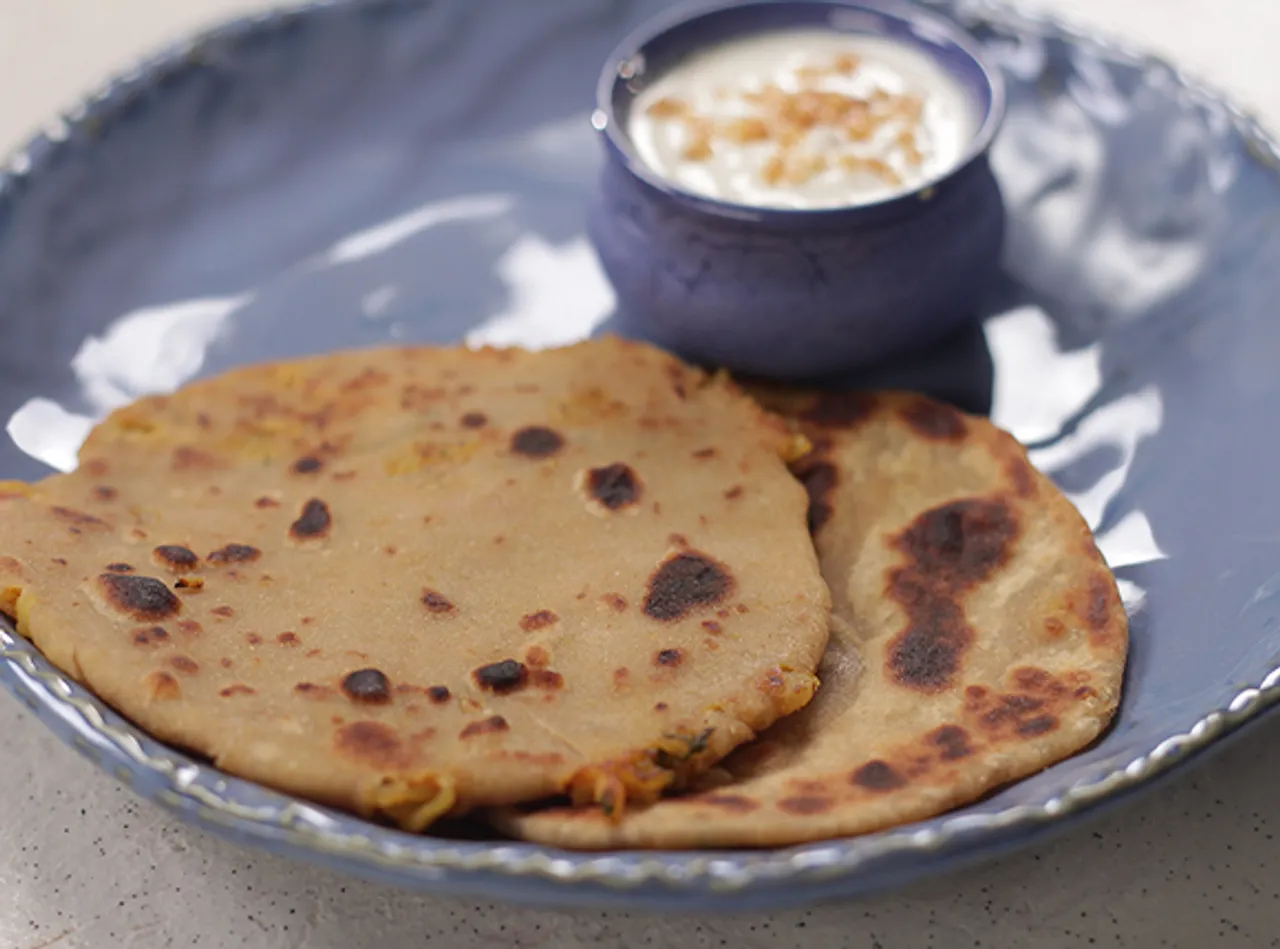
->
[0,338,829,830]
[496,390,1127,848]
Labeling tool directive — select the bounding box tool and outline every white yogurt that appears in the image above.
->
[629,29,978,209]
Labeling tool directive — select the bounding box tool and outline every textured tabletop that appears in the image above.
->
[0,1,1278,946]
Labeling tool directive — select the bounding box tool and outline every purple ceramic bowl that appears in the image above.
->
[589,0,1006,379]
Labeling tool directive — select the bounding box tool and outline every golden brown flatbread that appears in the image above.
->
[0,338,829,829]
[495,391,1127,848]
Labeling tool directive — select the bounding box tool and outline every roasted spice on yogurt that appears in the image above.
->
[630,30,977,208]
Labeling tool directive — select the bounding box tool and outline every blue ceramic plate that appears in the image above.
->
[1,0,1278,911]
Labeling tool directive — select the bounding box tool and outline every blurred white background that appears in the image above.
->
[0,0,1276,153]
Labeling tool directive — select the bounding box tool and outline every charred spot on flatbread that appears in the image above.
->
[899,398,967,441]
[290,499,332,539]
[473,659,528,694]
[643,552,735,622]
[422,590,456,615]
[510,426,564,459]
[799,390,876,429]
[583,463,643,511]
[207,544,261,564]
[893,498,1019,593]
[154,545,199,571]
[519,610,557,632]
[99,574,181,621]
[341,668,392,704]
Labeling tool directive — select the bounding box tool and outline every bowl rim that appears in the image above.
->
[592,0,1008,223]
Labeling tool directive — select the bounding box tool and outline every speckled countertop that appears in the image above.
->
[1,1,1278,946]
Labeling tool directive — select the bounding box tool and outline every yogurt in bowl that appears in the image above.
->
[630,30,978,210]
[589,0,1007,379]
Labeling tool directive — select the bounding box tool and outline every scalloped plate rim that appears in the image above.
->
[0,0,1276,908]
